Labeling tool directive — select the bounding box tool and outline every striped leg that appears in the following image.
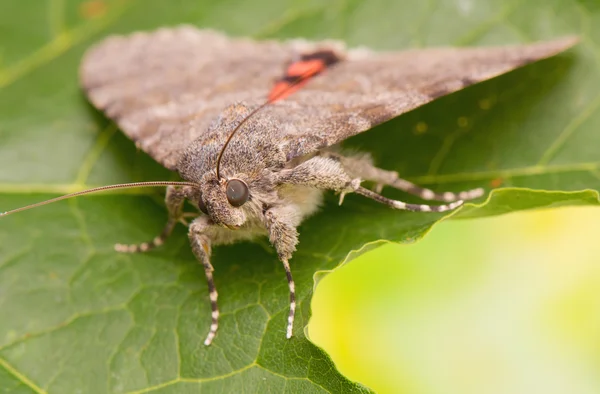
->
[262,207,300,340]
[188,218,219,346]
[356,186,464,212]
[380,175,483,202]
[115,186,185,253]
[282,259,296,339]
[114,219,177,253]
[333,152,484,202]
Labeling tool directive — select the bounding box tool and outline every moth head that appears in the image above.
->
[198,174,251,229]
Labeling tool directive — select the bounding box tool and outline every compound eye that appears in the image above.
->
[226,179,249,207]
[198,193,209,215]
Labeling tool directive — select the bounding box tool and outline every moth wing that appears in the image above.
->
[81,27,577,169]
[253,36,578,161]
[80,26,343,169]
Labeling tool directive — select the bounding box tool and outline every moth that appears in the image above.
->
[2,27,578,345]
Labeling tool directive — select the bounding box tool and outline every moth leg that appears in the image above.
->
[355,186,464,212]
[188,216,219,346]
[263,206,300,339]
[277,156,357,194]
[325,152,483,202]
[177,212,201,227]
[278,156,463,212]
[115,186,186,253]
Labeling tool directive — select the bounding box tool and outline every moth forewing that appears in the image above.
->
[6,27,578,346]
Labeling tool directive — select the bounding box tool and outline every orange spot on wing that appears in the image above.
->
[286,59,326,77]
[268,80,308,102]
[268,59,328,102]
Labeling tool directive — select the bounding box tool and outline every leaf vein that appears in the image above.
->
[411,161,600,184]
[47,0,66,38]
[0,306,127,352]
[253,6,328,39]
[74,124,118,187]
[0,357,46,394]
[0,0,132,89]
[537,79,600,166]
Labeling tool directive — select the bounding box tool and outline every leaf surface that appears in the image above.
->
[0,0,598,392]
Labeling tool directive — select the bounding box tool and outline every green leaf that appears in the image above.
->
[0,0,598,392]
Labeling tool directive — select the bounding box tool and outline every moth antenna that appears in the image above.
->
[0,181,197,217]
[215,58,338,179]
[215,101,273,180]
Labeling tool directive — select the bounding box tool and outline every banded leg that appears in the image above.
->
[115,186,186,253]
[355,186,464,212]
[277,156,465,212]
[263,207,300,339]
[188,217,219,346]
[330,152,484,202]
[281,259,295,338]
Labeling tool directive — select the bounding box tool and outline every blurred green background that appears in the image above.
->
[310,206,600,394]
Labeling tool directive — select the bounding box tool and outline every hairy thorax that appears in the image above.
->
[176,122,325,238]
[206,184,323,245]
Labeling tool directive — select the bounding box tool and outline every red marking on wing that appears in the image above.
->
[268,59,326,102]
[268,51,341,102]
[268,81,307,103]
[286,59,327,78]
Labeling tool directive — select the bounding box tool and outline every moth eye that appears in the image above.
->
[198,194,209,215]
[226,179,249,207]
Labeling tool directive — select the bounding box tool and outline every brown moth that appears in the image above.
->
[2,27,578,345]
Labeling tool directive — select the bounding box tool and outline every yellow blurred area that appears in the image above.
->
[309,206,600,394]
